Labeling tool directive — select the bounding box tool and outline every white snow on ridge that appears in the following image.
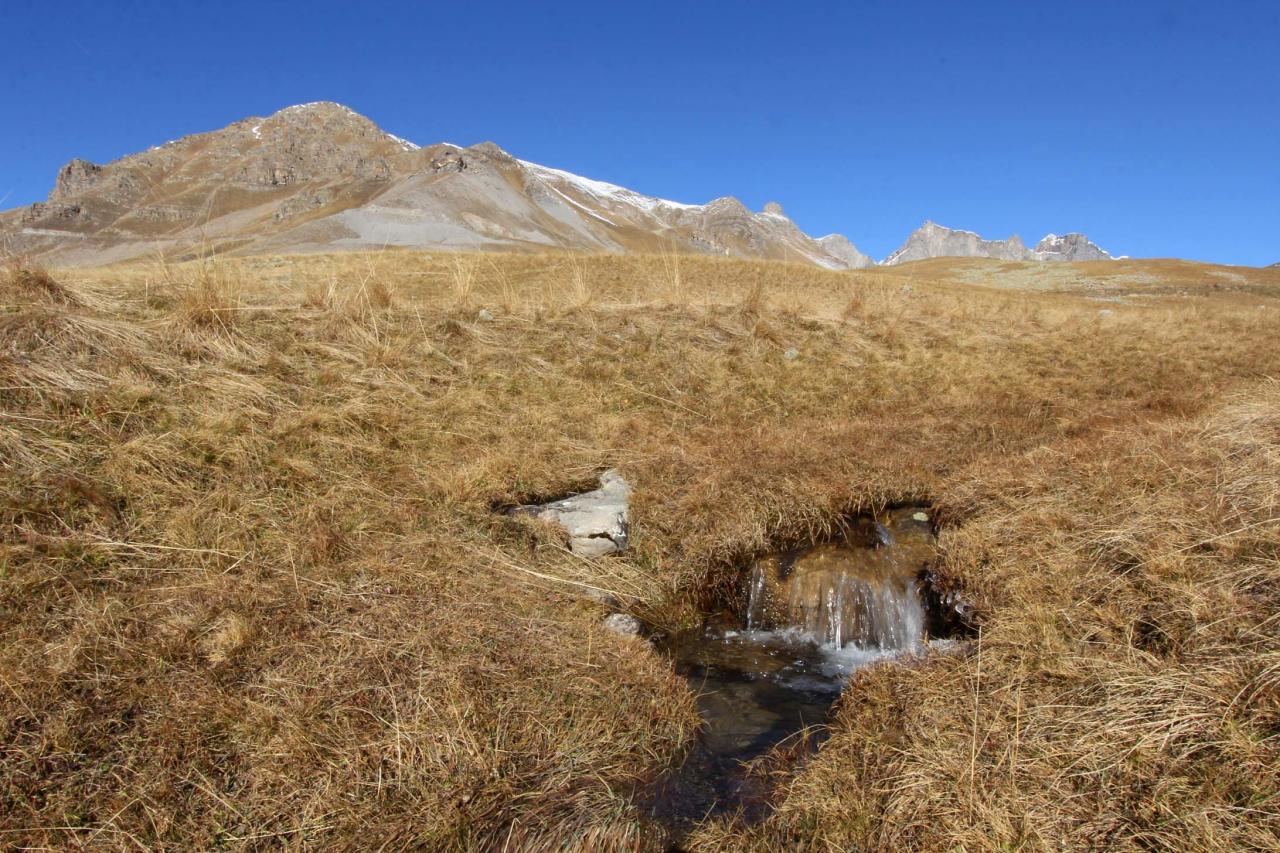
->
[541,183,619,226]
[385,132,420,151]
[519,159,698,213]
[280,101,357,115]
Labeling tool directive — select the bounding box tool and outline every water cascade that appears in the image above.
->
[647,506,946,834]
[743,508,935,654]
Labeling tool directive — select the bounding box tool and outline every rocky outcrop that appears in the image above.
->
[21,202,90,226]
[882,221,1116,265]
[50,159,103,202]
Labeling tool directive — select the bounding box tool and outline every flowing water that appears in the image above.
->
[645,506,946,834]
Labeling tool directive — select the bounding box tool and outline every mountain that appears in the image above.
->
[882,221,1115,265]
[0,102,874,269]
[1030,232,1117,262]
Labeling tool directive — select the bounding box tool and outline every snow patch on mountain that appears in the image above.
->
[520,160,697,213]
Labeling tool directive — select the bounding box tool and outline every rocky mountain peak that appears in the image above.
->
[704,196,750,216]
[469,141,515,162]
[817,234,874,269]
[1033,232,1114,261]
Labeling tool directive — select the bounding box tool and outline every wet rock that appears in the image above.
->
[512,469,630,556]
[603,613,642,636]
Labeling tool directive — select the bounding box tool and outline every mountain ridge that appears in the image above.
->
[0,102,875,269]
[881,220,1117,265]
[2,102,1131,270]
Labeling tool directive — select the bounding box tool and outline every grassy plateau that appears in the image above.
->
[2,250,1279,850]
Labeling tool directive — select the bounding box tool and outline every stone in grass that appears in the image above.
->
[511,469,630,557]
[782,347,800,361]
[602,613,642,636]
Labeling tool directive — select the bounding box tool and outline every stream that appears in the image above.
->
[645,506,953,834]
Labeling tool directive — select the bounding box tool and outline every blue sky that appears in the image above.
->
[2,0,1277,265]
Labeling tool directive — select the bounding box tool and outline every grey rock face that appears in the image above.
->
[20,202,89,225]
[50,159,103,202]
[1033,233,1114,261]
[817,234,875,269]
[883,221,1032,265]
[514,469,630,556]
[882,221,1116,265]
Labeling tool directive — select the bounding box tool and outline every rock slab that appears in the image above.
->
[513,470,630,556]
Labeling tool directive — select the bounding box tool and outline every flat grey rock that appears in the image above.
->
[513,469,630,556]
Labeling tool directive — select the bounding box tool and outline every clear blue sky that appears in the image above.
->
[2,0,1277,265]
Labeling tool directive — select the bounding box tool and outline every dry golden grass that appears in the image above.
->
[2,250,1279,850]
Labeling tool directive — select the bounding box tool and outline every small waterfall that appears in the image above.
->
[651,508,943,831]
[787,568,924,652]
[740,510,934,654]
[745,562,769,632]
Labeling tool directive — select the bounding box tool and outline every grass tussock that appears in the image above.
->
[2,250,1279,850]
[1,258,83,307]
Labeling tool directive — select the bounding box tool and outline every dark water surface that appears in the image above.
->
[645,626,901,829]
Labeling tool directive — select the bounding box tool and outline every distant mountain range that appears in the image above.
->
[1,102,1119,268]
[882,221,1118,265]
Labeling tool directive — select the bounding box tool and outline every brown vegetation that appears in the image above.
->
[2,251,1278,850]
